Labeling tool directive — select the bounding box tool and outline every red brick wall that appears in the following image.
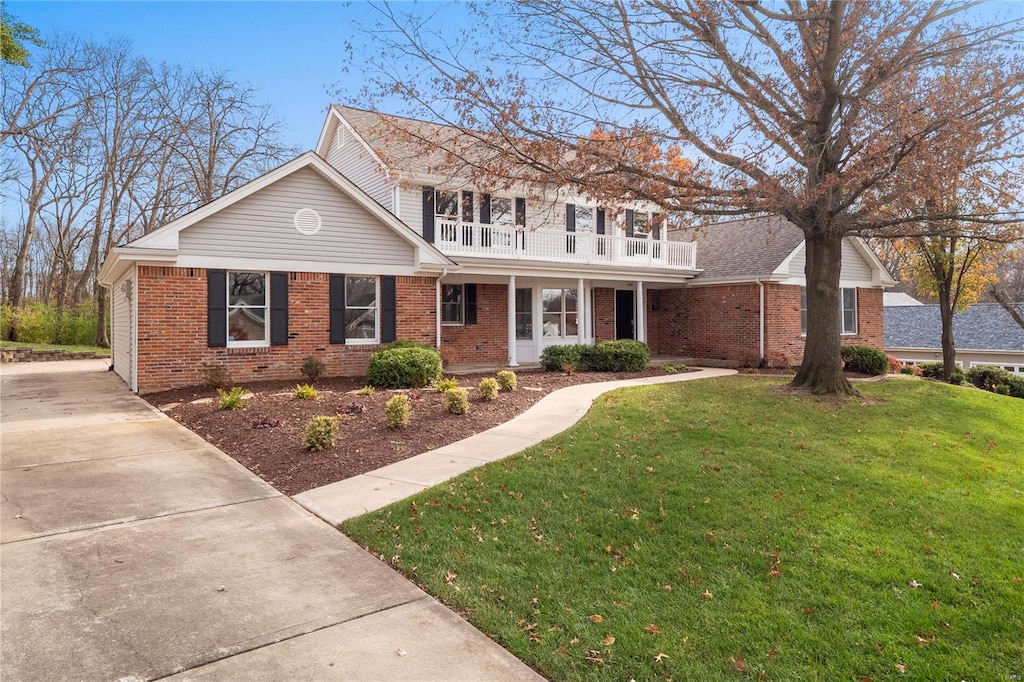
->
[135,267,436,393]
[440,283,508,363]
[593,288,616,341]
[650,282,885,367]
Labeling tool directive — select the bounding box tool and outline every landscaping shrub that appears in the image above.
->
[899,365,918,376]
[581,340,651,372]
[356,386,374,396]
[201,364,233,390]
[387,339,433,350]
[366,346,443,388]
[840,345,889,376]
[496,370,518,391]
[217,386,247,410]
[966,365,1024,399]
[293,384,318,400]
[918,362,945,380]
[478,377,499,401]
[949,368,965,385]
[887,354,903,374]
[302,416,339,451]
[434,377,460,393]
[301,356,326,383]
[384,394,411,428]
[445,387,470,415]
[539,344,585,372]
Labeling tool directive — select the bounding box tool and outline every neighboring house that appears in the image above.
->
[884,303,1024,374]
[883,292,923,306]
[99,106,895,393]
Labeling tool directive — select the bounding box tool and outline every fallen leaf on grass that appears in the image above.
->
[895,663,906,673]
[645,624,662,635]
[702,590,713,599]
[445,571,457,584]
[730,653,747,672]
[585,651,604,665]
[908,580,921,589]
[589,614,604,623]
[603,635,616,645]
[654,652,670,663]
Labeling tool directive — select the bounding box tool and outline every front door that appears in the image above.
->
[615,290,635,340]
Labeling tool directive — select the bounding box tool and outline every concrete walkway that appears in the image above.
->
[0,360,541,681]
[295,367,736,525]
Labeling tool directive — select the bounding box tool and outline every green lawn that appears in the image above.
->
[0,340,110,356]
[343,377,1024,681]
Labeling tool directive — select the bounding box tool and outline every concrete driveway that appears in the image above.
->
[0,360,542,681]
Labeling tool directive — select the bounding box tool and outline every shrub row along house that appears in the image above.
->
[99,106,895,393]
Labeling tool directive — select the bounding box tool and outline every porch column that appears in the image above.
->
[636,280,646,343]
[577,277,586,344]
[507,275,518,367]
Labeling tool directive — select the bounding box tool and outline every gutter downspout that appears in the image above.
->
[757,279,765,366]
[436,269,447,349]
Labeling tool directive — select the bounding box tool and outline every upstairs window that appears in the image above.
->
[632,212,650,236]
[435,190,459,219]
[575,206,594,232]
[490,197,513,226]
[228,272,268,346]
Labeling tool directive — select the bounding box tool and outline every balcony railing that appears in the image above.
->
[436,220,697,271]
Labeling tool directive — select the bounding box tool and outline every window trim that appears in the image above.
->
[800,286,858,336]
[441,283,465,326]
[227,271,269,348]
[345,275,379,344]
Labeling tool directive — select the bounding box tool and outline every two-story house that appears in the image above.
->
[99,106,893,393]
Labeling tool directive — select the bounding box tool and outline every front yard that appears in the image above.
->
[343,377,1023,680]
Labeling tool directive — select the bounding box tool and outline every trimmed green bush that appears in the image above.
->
[840,345,889,376]
[899,365,917,376]
[366,346,443,388]
[385,394,411,428]
[966,365,1024,399]
[918,362,945,380]
[496,370,518,391]
[293,384,318,400]
[387,339,434,350]
[303,416,339,451]
[445,387,470,415]
[217,386,247,410]
[301,356,326,383]
[478,377,499,401]
[539,344,585,372]
[581,340,651,372]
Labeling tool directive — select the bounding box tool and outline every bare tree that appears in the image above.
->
[347,0,1024,394]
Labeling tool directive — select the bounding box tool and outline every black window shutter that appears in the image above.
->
[270,272,289,346]
[514,197,526,226]
[465,283,478,325]
[329,274,347,345]
[207,269,227,348]
[480,194,491,224]
[565,204,576,231]
[422,187,435,243]
[596,208,606,234]
[381,276,397,343]
[652,212,662,240]
[625,209,635,238]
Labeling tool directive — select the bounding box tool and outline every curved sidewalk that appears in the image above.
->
[294,367,736,525]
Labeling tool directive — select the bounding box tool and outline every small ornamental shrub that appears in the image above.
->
[560,361,577,376]
[899,365,917,376]
[301,356,326,383]
[918,362,945,380]
[581,340,651,372]
[293,383,318,400]
[496,370,518,391]
[994,383,1011,395]
[356,386,375,396]
[384,394,411,428]
[965,365,1023,398]
[948,368,965,385]
[478,377,499,401]
[217,386,247,410]
[434,377,460,393]
[366,346,443,388]
[302,415,339,452]
[839,345,889,376]
[540,344,585,372]
[387,339,433,351]
[201,363,233,390]
[445,387,470,415]
[887,354,903,374]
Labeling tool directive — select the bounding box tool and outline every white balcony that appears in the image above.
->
[436,220,697,271]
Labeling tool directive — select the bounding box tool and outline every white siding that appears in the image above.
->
[179,167,415,267]
[784,239,875,284]
[324,127,395,211]
[111,271,133,388]
[398,184,423,236]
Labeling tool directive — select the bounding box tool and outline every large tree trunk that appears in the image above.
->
[936,282,957,382]
[791,228,856,395]
[5,214,36,341]
[95,285,109,348]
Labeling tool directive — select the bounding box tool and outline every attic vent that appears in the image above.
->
[293,208,322,236]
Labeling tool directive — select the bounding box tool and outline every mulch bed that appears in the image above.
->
[146,367,680,496]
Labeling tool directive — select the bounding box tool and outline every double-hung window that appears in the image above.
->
[228,272,268,346]
[490,197,513,226]
[542,288,578,337]
[442,284,464,325]
[435,190,459,220]
[800,286,858,335]
[575,206,594,232]
[345,276,378,342]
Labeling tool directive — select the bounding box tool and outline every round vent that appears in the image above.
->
[293,208,322,235]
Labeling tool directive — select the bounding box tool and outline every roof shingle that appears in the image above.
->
[884,304,1024,351]
[670,216,804,280]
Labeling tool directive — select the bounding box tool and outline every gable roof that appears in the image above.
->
[671,216,806,280]
[99,151,456,285]
[884,304,1024,352]
[883,292,923,306]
